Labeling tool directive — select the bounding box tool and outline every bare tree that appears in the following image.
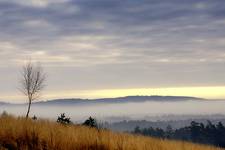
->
[20,61,46,118]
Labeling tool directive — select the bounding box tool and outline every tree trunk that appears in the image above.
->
[26,98,31,118]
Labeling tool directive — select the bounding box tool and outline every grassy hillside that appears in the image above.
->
[0,116,224,150]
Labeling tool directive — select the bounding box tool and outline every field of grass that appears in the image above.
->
[0,115,224,150]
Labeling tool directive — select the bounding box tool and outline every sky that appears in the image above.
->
[0,0,225,102]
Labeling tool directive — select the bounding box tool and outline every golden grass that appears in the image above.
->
[0,116,224,150]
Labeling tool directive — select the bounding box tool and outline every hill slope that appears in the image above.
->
[32,96,203,106]
[0,116,223,150]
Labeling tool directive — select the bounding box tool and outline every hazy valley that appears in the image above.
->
[1,96,225,131]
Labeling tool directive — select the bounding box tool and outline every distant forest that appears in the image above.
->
[133,121,225,148]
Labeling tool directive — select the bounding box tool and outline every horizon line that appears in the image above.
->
[2,95,225,105]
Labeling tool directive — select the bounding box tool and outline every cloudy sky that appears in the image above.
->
[0,0,225,102]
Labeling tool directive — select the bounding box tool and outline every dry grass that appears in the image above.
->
[0,116,224,150]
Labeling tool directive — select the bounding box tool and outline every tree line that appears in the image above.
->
[133,121,225,147]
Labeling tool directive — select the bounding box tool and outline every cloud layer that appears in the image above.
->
[0,0,225,100]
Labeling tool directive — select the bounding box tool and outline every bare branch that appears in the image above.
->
[19,61,46,118]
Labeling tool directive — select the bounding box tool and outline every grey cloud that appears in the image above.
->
[0,0,225,94]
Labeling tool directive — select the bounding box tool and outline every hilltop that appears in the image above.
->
[0,96,204,106]
[33,95,203,106]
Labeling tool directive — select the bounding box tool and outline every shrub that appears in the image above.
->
[32,115,37,120]
[83,116,98,128]
[57,113,72,125]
